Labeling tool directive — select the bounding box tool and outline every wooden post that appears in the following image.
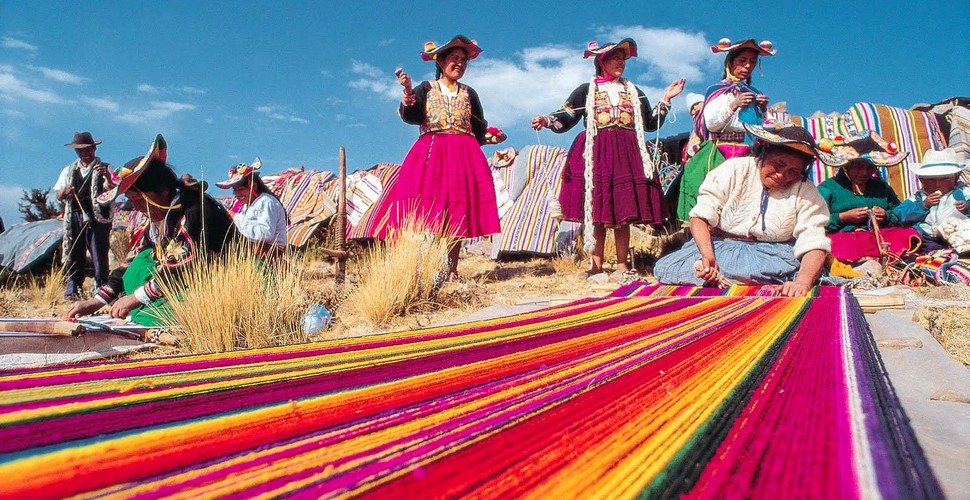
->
[336,147,347,282]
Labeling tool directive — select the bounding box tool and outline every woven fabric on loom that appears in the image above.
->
[347,163,400,240]
[491,145,580,257]
[0,285,940,499]
[793,103,947,198]
[260,169,337,247]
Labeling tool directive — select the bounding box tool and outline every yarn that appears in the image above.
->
[0,285,939,498]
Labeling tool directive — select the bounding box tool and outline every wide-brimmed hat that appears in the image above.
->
[711,38,777,56]
[584,38,638,59]
[65,131,101,148]
[420,35,482,62]
[96,134,167,204]
[216,158,262,189]
[744,122,821,158]
[814,131,909,167]
[909,148,968,177]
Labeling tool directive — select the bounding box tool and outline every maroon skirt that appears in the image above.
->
[558,128,668,225]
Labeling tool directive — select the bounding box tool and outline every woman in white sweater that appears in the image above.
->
[217,158,288,256]
[655,124,830,297]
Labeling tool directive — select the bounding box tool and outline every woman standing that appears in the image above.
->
[677,38,777,220]
[216,158,288,256]
[373,35,504,278]
[531,38,684,276]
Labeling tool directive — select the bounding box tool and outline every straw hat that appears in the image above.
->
[584,38,637,59]
[96,134,167,204]
[216,158,262,189]
[420,35,482,62]
[909,148,968,177]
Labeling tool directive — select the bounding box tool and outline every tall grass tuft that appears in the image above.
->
[343,213,451,326]
[26,265,66,314]
[156,240,308,353]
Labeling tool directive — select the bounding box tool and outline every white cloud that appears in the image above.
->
[326,96,344,106]
[1,37,37,51]
[378,38,395,47]
[80,95,120,112]
[345,26,713,126]
[0,68,69,104]
[350,60,384,79]
[255,104,309,124]
[30,65,87,84]
[136,83,205,95]
[117,100,196,123]
[0,109,27,118]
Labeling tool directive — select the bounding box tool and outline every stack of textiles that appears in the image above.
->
[261,168,337,247]
[0,285,939,498]
[905,249,970,285]
[346,163,400,240]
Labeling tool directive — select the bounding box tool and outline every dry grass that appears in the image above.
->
[914,285,970,367]
[340,216,451,327]
[156,241,309,353]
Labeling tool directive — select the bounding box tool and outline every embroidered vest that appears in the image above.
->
[419,83,473,136]
[592,85,637,130]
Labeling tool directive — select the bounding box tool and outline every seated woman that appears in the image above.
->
[654,123,830,297]
[893,148,970,252]
[216,158,288,256]
[815,132,920,264]
[67,135,238,326]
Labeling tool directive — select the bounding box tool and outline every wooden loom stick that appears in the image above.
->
[0,319,85,336]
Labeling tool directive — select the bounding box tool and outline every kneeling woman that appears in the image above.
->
[217,158,288,256]
[654,124,830,297]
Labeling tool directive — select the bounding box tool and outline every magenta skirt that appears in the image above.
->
[558,128,668,225]
[828,227,922,262]
[372,133,500,239]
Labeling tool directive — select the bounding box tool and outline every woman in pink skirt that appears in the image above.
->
[374,35,504,278]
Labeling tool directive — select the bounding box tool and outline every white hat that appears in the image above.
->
[685,92,704,109]
[911,148,968,177]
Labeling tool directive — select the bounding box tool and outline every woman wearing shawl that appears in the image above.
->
[815,132,921,263]
[676,38,777,220]
[531,38,684,277]
[372,35,504,279]
[655,124,830,297]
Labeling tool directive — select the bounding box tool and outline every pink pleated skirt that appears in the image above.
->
[372,133,500,239]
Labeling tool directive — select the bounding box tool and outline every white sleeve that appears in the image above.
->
[233,194,276,243]
[703,92,742,133]
[791,183,832,259]
[52,165,72,192]
[689,160,738,228]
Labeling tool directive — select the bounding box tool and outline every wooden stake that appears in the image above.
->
[336,147,347,283]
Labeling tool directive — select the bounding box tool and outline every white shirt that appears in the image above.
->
[703,92,744,134]
[690,157,831,259]
[53,160,93,191]
[232,192,288,247]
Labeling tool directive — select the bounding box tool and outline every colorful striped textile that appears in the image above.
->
[491,145,580,257]
[347,163,401,240]
[261,169,338,247]
[793,102,948,199]
[0,285,939,499]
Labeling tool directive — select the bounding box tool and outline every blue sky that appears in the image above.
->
[1,0,967,226]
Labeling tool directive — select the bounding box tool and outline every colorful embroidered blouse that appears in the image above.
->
[94,185,238,305]
[544,81,666,134]
[400,81,490,144]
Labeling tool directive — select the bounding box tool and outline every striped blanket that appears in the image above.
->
[347,163,401,240]
[791,102,947,198]
[261,169,337,248]
[491,145,580,257]
[0,285,938,498]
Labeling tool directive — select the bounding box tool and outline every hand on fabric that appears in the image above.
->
[694,255,720,282]
[67,298,105,319]
[956,200,968,213]
[840,207,870,225]
[394,68,412,94]
[730,92,756,111]
[923,191,942,208]
[110,294,143,320]
[530,115,548,131]
[662,78,686,102]
[780,280,811,297]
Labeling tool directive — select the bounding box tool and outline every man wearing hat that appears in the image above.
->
[53,131,114,299]
[67,134,237,326]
